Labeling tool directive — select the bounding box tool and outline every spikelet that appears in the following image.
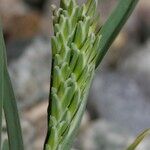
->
[45,0,101,149]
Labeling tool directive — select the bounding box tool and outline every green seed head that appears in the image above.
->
[46,0,101,149]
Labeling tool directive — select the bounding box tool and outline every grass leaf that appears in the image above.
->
[126,129,150,150]
[2,139,9,150]
[0,20,5,149]
[96,0,139,68]
[0,21,24,150]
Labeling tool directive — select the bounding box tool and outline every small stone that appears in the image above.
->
[121,40,150,78]
[80,119,150,150]
[23,101,48,122]
[23,101,48,150]
[9,37,51,108]
[88,71,150,135]
[0,0,42,41]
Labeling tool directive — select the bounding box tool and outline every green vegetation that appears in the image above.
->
[0,21,24,150]
[1,0,149,150]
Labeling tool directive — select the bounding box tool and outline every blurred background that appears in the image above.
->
[0,0,150,150]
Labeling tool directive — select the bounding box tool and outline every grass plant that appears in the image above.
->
[1,0,149,150]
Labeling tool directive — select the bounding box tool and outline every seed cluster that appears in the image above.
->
[46,0,101,149]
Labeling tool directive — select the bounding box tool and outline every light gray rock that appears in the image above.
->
[80,119,150,150]
[121,40,150,77]
[22,120,35,150]
[73,112,91,150]
[9,37,51,108]
[120,40,150,97]
[88,72,150,135]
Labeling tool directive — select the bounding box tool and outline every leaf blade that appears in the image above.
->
[126,129,150,150]
[0,21,24,150]
[96,0,139,68]
[2,139,9,150]
[0,20,5,149]
[3,70,24,150]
